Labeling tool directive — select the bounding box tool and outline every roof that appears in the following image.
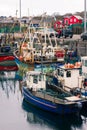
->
[64,15,83,20]
[27,71,41,75]
[63,16,70,19]
[81,56,87,60]
[57,64,81,70]
[72,15,83,20]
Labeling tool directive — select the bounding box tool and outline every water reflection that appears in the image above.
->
[0,80,22,98]
[22,99,83,130]
[80,108,87,129]
[0,71,87,130]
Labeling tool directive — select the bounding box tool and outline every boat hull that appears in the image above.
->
[0,55,15,61]
[0,53,18,71]
[0,66,18,71]
[22,87,81,115]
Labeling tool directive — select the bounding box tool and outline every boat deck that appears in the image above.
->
[32,90,78,105]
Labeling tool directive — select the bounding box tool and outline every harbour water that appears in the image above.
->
[0,72,87,130]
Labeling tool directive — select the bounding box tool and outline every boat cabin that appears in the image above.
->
[56,64,82,91]
[81,56,87,78]
[81,56,87,88]
[26,71,46,91]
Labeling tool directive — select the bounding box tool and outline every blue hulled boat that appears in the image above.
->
[22,71,85,115]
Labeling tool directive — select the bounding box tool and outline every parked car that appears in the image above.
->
[57,29,73,38]
[81,32,87,41]
[62,29,73,38]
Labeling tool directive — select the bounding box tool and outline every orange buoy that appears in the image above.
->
[19,55,23,61]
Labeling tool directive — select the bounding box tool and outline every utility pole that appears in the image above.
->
[84,0,87,32]
[16,10,18,18]
[19,0,21,33]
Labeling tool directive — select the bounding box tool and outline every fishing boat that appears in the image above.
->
[0,45,18,71]
[0,56,18,71]
[53,60,87,108]
[22,70,85,115]
[14,40,65,66]
[34,45,65,64]
[14,21,65,67]
[69,56,87,98]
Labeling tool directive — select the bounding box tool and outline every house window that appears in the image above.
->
[66,71,71,77]
[65,20,68,25]
[74,18,76,22]
[56,24,58,27]
[70,19,72,22]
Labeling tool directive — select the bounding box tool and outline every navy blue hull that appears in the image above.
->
[22,87,80,115]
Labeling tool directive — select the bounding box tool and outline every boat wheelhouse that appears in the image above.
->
[56,63,82,91]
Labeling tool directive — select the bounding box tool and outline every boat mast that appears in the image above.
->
[41,13,47,74]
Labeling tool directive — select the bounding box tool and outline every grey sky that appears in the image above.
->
[0,0,84,17]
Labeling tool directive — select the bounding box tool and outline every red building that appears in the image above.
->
[63,16,70,25]
[64,15,83,26]
[53,15,83,31]
[54,20,63,30]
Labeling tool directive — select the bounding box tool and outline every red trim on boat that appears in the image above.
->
[0,66,18,71]
[0,56,15,61]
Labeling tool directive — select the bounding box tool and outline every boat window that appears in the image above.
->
[39,75,45,81]
[66,71,71,77]
[60,70,64,77]
[81,59,84,65]
[85,60,87,67]
[58,69,60,75]
[29,76,30,82]
[33,75,38,83]
[39,75,42,81]
[28,50,31,52]
[58,69,64,77]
